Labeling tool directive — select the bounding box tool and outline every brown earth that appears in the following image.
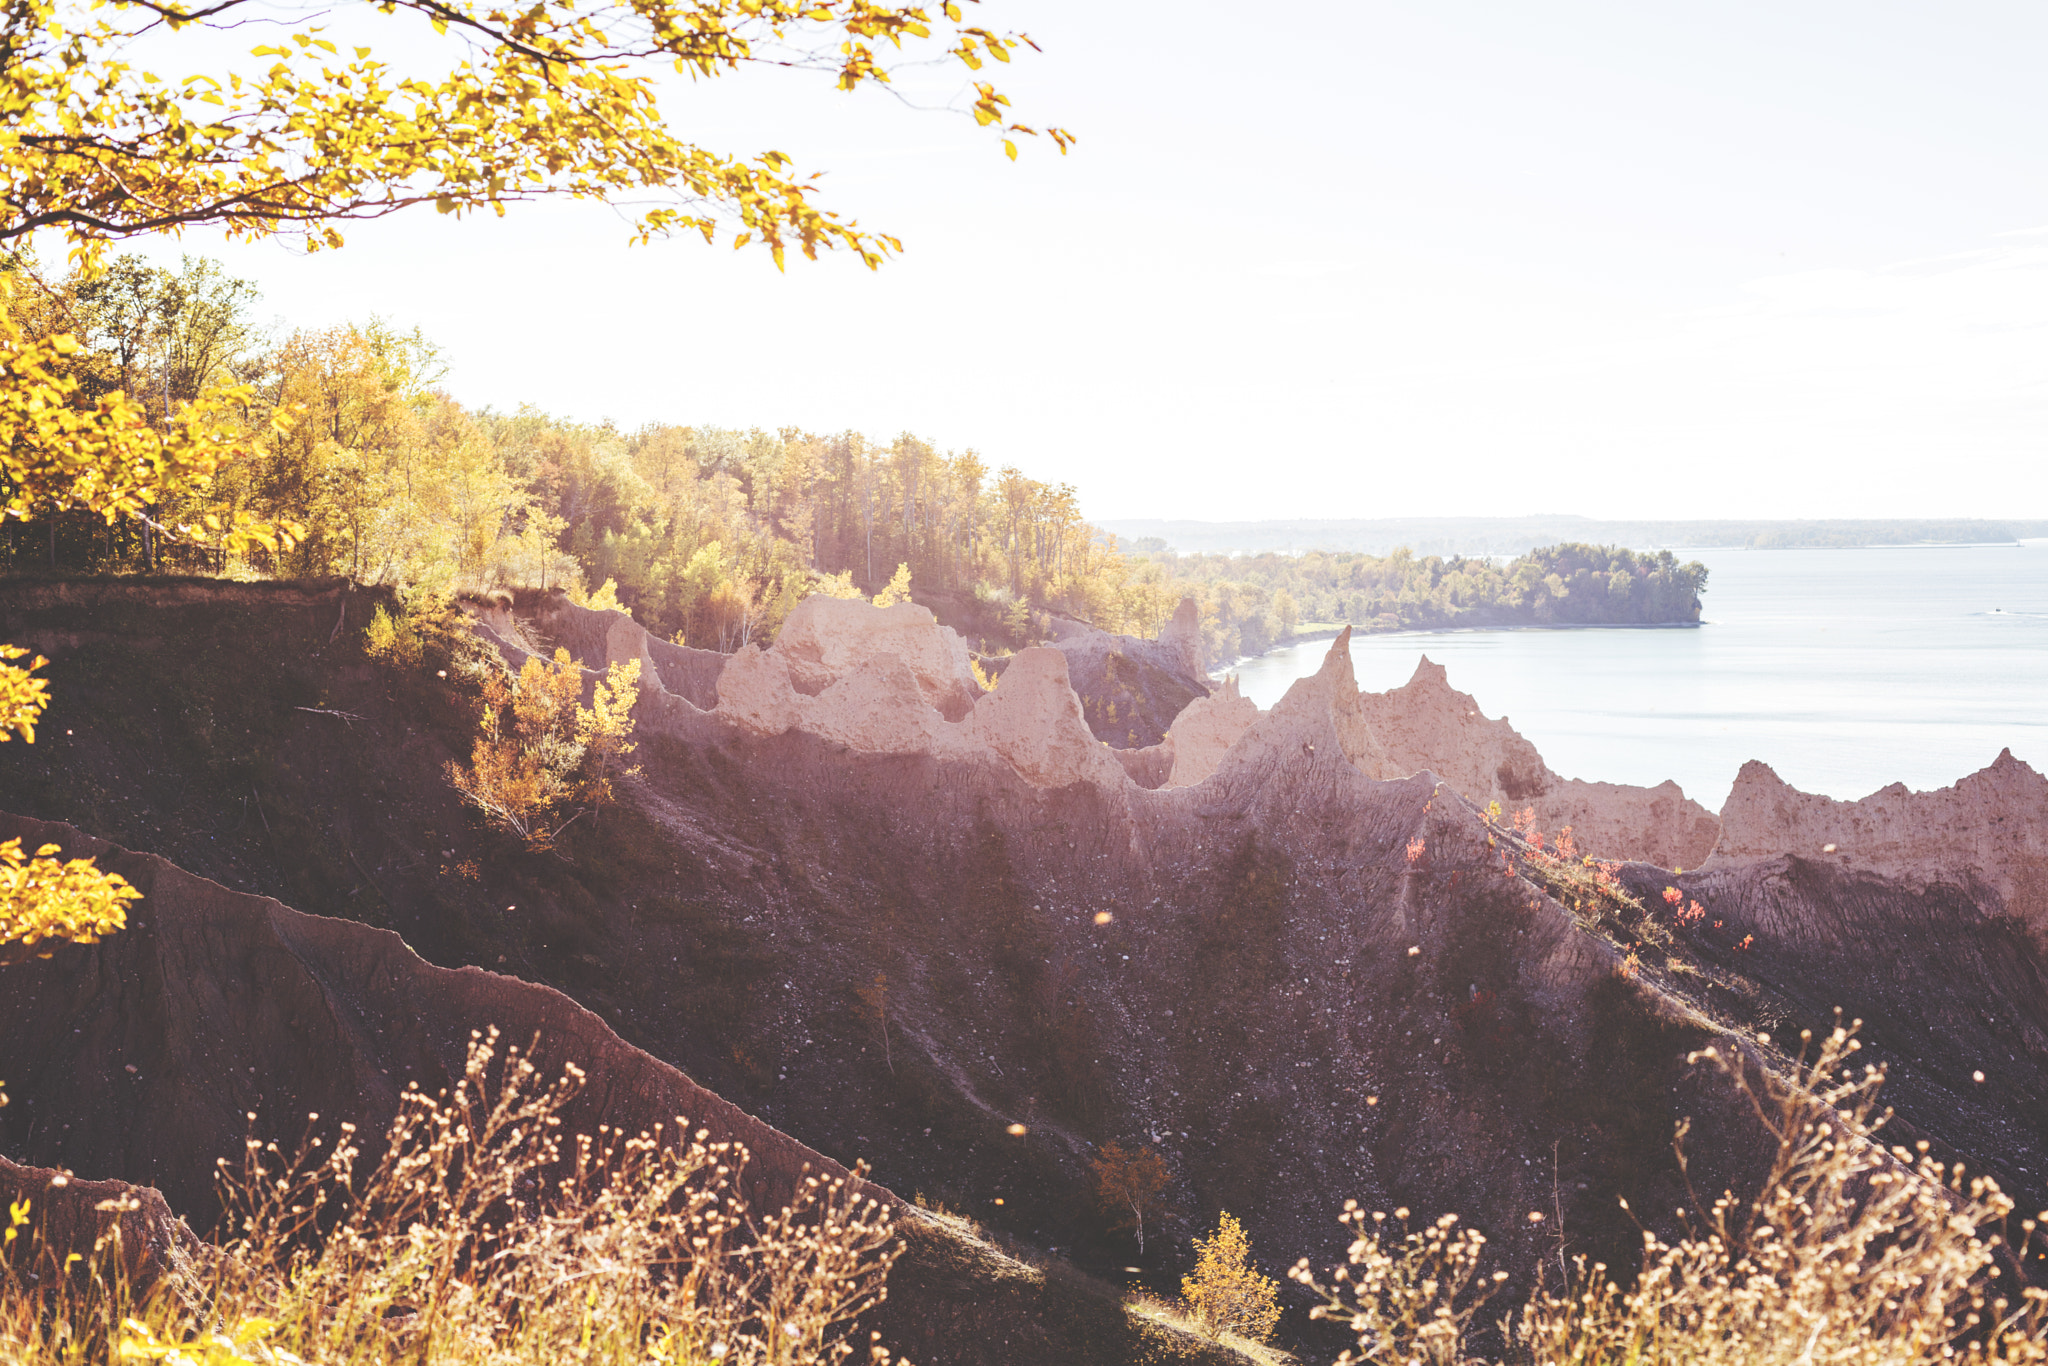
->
[0,811,1245,1366]
[1707,751,2048,955]
[1,579,2044,1357]
[1051,599,1211,750]
[1352,656,1722,868]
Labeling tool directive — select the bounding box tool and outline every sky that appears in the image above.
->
[117,1,2048,523]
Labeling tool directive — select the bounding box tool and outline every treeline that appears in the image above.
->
[0,253,1177,651]
[1105,515,2048,557]
[1135,541,1710,661]
[2,252,1707,665]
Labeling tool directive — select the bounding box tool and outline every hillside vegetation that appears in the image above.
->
[2,256,1704,665]
[1104,515,2048,557]
[1132,541,1708,660]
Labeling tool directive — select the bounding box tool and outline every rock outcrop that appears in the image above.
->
[1347,656,1721,867]
[963,647,1127,789]
[1053,598,1210,749]
[772,596,985,721]
[1707,751,2048,951]
[489,593,1717,869]
[710,636,1122,790]
[1162,676,1259,789]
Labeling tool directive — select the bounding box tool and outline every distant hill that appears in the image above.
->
[1099,516,2048,557]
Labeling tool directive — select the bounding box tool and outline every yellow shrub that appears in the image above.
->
[1182,1211,1281,1344]
[0,837,139,969]
[0,645,49,744]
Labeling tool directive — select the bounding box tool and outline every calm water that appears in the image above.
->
[1224,544,2048,811]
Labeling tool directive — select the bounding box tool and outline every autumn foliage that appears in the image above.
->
[0,836,139,969]
[1089,1140,1171,1255]
[442,647,642,851]
[0,644,138,974]
[0,643,46,743]
[1180,1211,1281,1345]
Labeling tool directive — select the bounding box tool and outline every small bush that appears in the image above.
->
[444,648,641,851]
[1182,1211,1281,1344]
[2,1030,909,1366]
[1293,1019,2048,1366]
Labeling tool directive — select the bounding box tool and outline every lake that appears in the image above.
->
[1222,543,2048,811]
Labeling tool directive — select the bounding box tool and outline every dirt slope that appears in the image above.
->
[0,811,1245,1366]
[1050,598,1211,749]
[2,579,2043,1354]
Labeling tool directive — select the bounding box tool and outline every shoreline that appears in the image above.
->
[1220,619,1703,675]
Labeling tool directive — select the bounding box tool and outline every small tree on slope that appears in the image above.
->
[1182,1210,1281,1344]
[1090,1140,1170,1256]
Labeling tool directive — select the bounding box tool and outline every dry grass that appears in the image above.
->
[1,1030,908,1366]
[1292,1018,2048,1366]
[10,1017,2048,1366]
[1125,1292,1295,1366]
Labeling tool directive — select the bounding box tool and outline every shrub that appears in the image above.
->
[0,644,49,743]
[0,837,139,969]
[1292,1019,2048,1366]
[2,1030,909,1366]
[361,589,473,673]
[1182,1211,1281,1344]
[871,563,913,608]
[0,646,138,974]
[444,648,641,851]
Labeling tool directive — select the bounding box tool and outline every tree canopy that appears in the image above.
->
[3,0,1069,266]
[1,0,1066,573]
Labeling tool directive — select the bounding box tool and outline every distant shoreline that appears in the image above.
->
[1105,516,2048,559]
[1232,619,1703,670]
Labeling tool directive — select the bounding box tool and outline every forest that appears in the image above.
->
[1134,541,1709,659]
[0,252,1707,665]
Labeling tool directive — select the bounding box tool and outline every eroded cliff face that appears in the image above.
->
[0,812,1246,1366]
[512,598,1717,874]
[1161,677,1259,789]
[2,579,2044,1358]
[1350,657,1722,868]
[1707,751,2048,952]
[1051,598,1211,750]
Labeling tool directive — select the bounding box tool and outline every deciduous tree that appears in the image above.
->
[1089,1139,1170,1255]
[442,645,644,851]
[0,646,140,979]
[1181,1210,1281,1343]
[3,0,1069,264]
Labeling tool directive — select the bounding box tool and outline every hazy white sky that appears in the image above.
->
[124,1,2048,522]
